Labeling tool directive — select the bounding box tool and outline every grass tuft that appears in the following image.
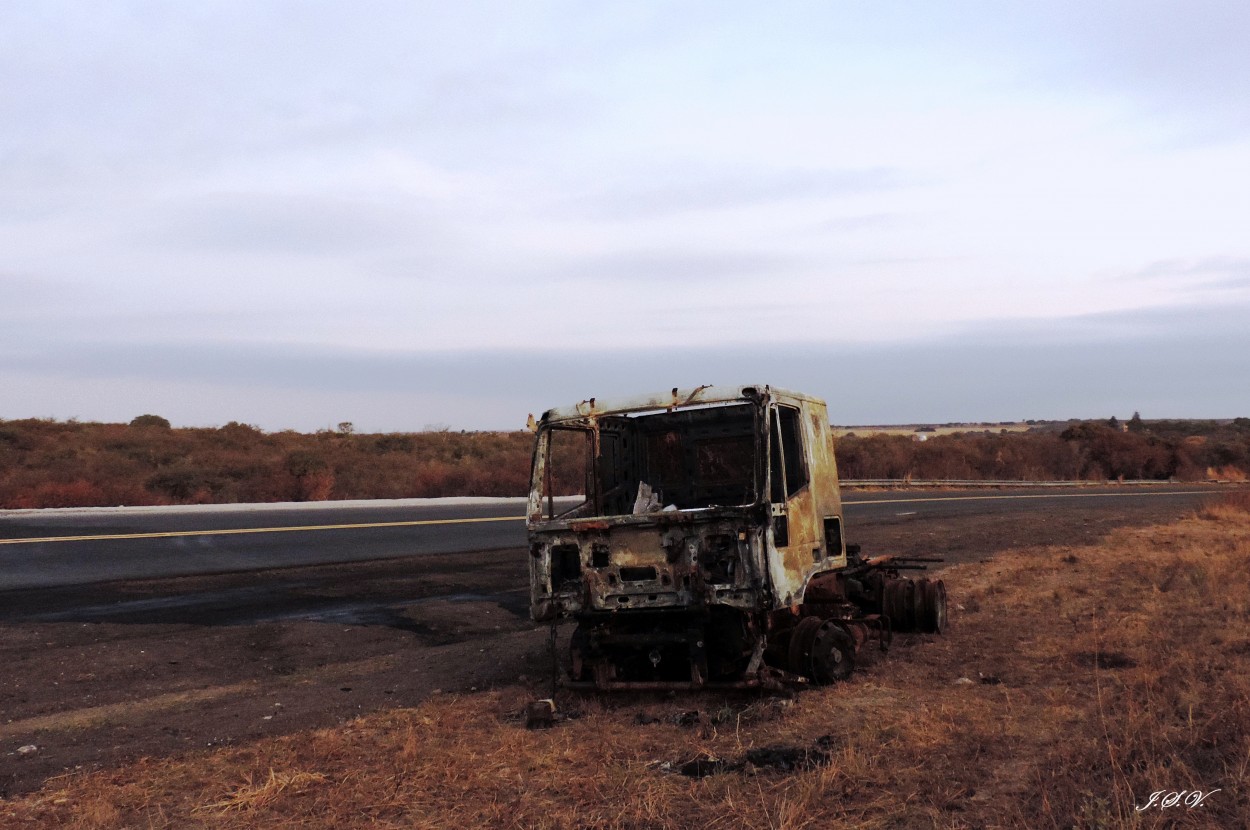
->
[196,769,329,813]
[1199,489,1250,520]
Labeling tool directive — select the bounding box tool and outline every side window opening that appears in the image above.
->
[823,516,843,560]
[779,406,807,495]
[769,411,785,503]
[769,405,808,502]
[542,427,593,520]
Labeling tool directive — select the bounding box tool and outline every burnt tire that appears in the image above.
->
[920,579,948,634]
[786,616,824,677]
[808,621,856,684]
[913,578,928,631]
[883,579,916,632]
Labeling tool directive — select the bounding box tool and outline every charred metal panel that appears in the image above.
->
[529,514,765,621]
[805,400,846,566]
[761,398,850,609]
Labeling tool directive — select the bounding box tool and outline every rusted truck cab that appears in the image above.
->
[527,384,944,690]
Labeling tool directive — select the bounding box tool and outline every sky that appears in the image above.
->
[3,1,1249,431]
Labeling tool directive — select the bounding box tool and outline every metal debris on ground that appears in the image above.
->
[524,699,557,730]
[743,744,830,772]
[678,755,738,778]
[667,739,834,778]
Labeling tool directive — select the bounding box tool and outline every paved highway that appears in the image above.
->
[0,485,1232,590]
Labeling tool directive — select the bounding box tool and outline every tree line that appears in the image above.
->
[835,418,1250,482]
[1,415,1246,509]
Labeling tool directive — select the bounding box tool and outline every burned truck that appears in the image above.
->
[526,385,945,690]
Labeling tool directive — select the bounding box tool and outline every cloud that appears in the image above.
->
[971,2,1250,141]
[1117,257,1250,296]
[573,166,904,220]
[546,249,801,284]
[0,2,607,184]
[804,213,908,234]
[2,4,1248,431]
[143,194,437,256]
[1135,257,1250,280]
[5,301,1248,430]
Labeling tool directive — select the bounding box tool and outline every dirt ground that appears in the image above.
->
[0,495,1210,797]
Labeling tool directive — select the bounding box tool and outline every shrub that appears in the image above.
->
[146,468,218,503]
[129,414,172,429]
[26,480,111,508]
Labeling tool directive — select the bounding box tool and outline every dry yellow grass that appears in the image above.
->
[5,501,1250,829]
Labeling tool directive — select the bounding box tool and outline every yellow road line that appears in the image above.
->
[0,489,1212,546]
[0,514,525,545]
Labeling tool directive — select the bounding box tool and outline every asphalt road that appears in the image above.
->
[0,485,1232,590]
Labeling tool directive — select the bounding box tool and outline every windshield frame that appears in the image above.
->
[527,397,768,526]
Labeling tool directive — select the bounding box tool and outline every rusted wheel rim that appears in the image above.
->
[808,621,856,684]
[915,579,948,634]
[931,579,948,633]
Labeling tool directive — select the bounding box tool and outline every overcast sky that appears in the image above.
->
[3,1,1248,431]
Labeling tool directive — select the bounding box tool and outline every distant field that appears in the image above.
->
[832,421,1041,437]
[2,415,1246,508]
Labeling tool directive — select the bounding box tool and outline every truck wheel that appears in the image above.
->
[912,578,928,632]
[883,579,916,632]
[808,621,856,684]
[786,616,823,677]
[920,579,948,634]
